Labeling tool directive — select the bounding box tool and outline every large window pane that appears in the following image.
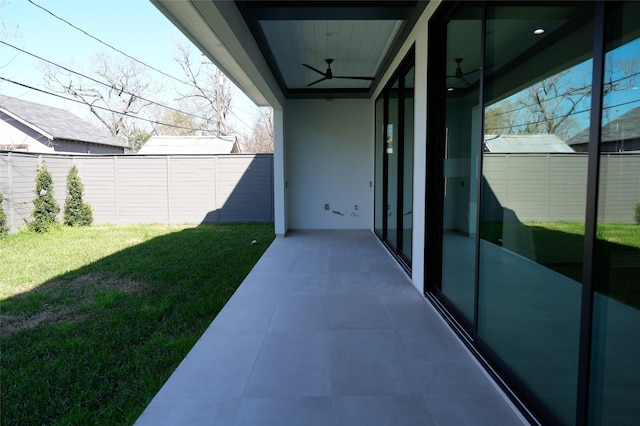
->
[402,67,415,264]
[478,5,593,424]
[375,97,384,238]
[386,78,400,251]
[589,2,640,424]
[440,5,482,325]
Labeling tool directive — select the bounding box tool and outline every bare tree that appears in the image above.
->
[173,42,233,136]
[519,71,590,140]
[486,59,639,141]
[484,98,518,135]
[43,52,154,149]
[152,106,198,136]
[243,107,274,153]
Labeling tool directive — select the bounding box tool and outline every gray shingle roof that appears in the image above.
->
[568,105,640,145]
[0,94,127,148]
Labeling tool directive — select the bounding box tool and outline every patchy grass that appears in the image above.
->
[0,223,274,425]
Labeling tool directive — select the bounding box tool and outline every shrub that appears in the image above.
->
[0,194,8,238]
[28,161,60,233]
[64,165,93,227]
[635,202,640,225]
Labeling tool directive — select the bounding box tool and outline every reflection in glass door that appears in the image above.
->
[375,97,384,238]
[387,78,400,252]
[403,67,415,262]
[478,5,594,423]
[374,51,415,268]
[424,2,639,424]
[589,2,640,423]
[439,5,482,326]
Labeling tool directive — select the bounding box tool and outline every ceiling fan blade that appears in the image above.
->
[307,76,329,87]
[302,63,327,76]
[462,63,493,76]
[334,76,375,81]
[462,68,481,76]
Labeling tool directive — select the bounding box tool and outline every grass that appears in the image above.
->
[0,223,274,425]
[481,220,640,307]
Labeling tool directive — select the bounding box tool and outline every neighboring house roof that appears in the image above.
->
[568,106,640,147]
[0,94,127,148]
[138,135,241,154]
[484,134,574,153]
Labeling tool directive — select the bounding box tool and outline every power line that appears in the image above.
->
[485,98,640,133]
[27,0,226,103]
[229,109,257,131]
[0,76,217,134]
[6,75,246,136]
[26,0,195,90]
[486,71,640,119]
[0,40,216,125]
[18,1,254,136]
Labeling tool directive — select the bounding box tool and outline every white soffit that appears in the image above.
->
[153,0,277,107]
[260,19,403,89]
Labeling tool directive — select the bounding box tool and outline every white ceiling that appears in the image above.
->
[152,1,428,101]
[260,19,403,89]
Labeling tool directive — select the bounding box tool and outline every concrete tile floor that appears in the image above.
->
[135,230,528,426]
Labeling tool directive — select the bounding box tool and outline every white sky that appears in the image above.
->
[0,0,261,135]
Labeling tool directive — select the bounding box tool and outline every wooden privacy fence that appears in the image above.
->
[0,152,274,233]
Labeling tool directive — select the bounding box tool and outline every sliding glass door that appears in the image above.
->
[375,51,415,268]
[439,4,482,327]
[427,2,640,424]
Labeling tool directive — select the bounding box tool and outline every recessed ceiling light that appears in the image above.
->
[325,31,338,37]
[534,28,545,35]
[447,87,455,92]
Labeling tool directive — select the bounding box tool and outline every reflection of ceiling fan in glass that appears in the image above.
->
[446,58,481,86]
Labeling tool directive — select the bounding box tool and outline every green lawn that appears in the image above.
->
[0,223,274,425]
[481,220,640,307]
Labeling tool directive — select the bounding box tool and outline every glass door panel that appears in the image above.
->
[401,67,415,264]
[386,78,400,251]
[375,97,384,238]
[478,5,593,423]
[589,2,640,423]
[376,52,414,269]
[439,5,482,325]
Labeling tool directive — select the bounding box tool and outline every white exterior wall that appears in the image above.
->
[273,107,287,236]
[284,98,373,230]
[0,117,54,153]
[371,0,440,292]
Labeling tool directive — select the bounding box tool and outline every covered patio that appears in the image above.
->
[135,230,526,425]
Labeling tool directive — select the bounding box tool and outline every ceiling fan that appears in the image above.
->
[446,58,480,86]
[302,59,375,87]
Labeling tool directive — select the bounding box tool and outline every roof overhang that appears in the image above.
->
[0,107,54,140]
[151,1,428,104]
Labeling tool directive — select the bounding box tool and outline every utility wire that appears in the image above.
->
[26,0,196,90]
[0,76,226,134]
[485,98,640,133]
[0,40,219,126]
[21,1,249,135]
[486,71,640,119]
